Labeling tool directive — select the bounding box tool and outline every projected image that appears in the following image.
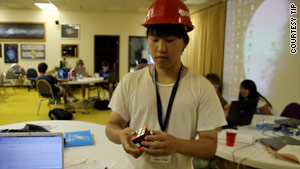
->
[223,0,300,113]
[243,0,289,95]
[223,0,293,100]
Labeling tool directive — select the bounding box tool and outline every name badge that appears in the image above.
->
[150,155,171,164]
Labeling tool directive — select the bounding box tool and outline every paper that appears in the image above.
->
[276,145,300,164]
[65,155,116,169]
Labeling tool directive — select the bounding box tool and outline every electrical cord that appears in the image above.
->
[231,139,259,169]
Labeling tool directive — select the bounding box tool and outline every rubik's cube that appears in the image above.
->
[131,126,152,151]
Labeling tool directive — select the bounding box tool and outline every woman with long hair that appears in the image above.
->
[239,79,273,115]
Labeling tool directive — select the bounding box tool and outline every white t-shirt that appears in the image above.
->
[109,67,227,169]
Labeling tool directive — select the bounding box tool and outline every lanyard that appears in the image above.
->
[152,64,184,131]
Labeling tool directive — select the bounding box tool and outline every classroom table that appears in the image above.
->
[216,114,300,169]
[61,77,104,113]
[0,120,125,169]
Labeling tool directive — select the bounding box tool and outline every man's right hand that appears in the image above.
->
[120,127,143,158]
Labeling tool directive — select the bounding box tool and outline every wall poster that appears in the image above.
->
[21,44,45,59]
[0,22,45,41]
[4,44,18,63]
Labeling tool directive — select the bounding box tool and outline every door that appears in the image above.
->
[94,35,119,80]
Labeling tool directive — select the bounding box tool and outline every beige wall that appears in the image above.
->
[0,9,147,79]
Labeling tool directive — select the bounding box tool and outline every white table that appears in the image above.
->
[216,114,300,169]
[0,121,125,169]
[61,77,104,85]
[61,77,104,113]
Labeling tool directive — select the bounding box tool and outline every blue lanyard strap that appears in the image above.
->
[153,64,184,131]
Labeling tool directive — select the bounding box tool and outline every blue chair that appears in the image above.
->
[27,68,38,91]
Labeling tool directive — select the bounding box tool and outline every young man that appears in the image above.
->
[135,58,148,71]
[98,61,117,99]
[37,62,78,108]
[105,0,227,168]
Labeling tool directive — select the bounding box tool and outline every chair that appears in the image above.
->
[280,102,300,120]
[0,73,9,101]
[0,72,15,94]
[7,64,26,80]
[26,68,38,91]
[36,79,62,116]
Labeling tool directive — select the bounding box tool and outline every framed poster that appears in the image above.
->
[61,44,78,57]
[21,44,45,59]
[4,44,18,63]
[0,22,45,41]
[61,24,80,38]
[0,44,2,58]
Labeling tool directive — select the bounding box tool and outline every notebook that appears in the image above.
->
[75,67,86,76]
[226,100,258,127]
[0,132,64,169]
[58,68,70,79]
[259,136,300,151]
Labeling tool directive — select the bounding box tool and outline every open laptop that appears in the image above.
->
[75,67,86,76]
[0,132,64,169]
[259,136,300,151]
[225,100,258,127]
[58,68,70,79]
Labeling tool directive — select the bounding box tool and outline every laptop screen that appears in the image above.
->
[226,100,258,126]
[0,133,63,169]
[58,69,69,79]
[75,67,86,76]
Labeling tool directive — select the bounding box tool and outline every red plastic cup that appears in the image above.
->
[226,129,237,146]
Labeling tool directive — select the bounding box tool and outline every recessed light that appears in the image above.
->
[34,3,58,10]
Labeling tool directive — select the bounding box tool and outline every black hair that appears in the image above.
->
[139,58,148,64]
[239,79,272,108]
[38,62,48,73]
[102,61,109,67]
[146,24,189,44]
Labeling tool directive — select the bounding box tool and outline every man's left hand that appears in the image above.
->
[142,130,179,157]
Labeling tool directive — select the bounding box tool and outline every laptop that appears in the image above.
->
[58,68,70,79]
[274,118,300,128]
[75,67,86,76]
[0,132,64,169]
[225,100,258,127]
[259,136,300,151]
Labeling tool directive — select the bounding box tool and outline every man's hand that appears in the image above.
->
[120,127,143,158]
[142,130,179,157]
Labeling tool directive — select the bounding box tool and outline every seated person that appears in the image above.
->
[205,73,230,117]
[239,79,273,115]
[37,62,78,108]
[135,58,148,71]
[75,59,89,100]
[98,61,118,99]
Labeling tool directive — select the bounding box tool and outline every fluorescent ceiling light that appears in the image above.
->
[35,3,58,10]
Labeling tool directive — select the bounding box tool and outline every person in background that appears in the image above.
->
[37,62,77,109]
[105,0,227,168]
[205,73,230,117]
[76,59,89,100]
[135,58,148,71]
[99,61,117,99]
[239,79,273,115]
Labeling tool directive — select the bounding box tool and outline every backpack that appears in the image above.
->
[48,108,73,120]
[94,99,110,110]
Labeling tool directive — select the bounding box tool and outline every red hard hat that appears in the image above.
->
[142,0,194,32]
